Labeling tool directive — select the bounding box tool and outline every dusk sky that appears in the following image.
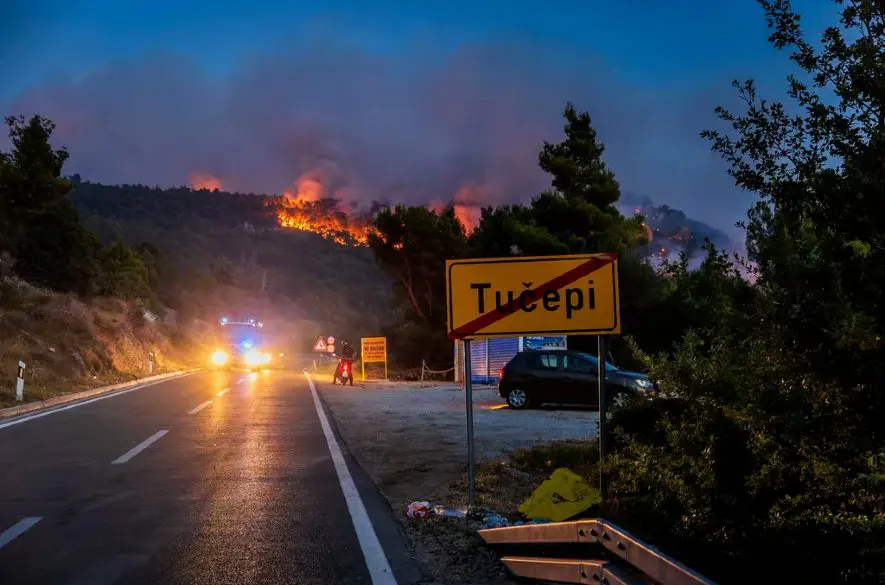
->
[1,0,836,240]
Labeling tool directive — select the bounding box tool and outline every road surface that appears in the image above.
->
[0,370,413,585]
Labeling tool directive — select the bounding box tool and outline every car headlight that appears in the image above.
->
[211,350,228,366]
[634,378,654,389]
[262,352,272,364]
[244,350,263,367]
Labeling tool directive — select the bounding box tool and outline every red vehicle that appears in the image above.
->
[333,357,354,385]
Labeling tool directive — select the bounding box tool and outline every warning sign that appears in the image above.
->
[312,336,327,352]
[445,253,620,339]
[361,337,388,380]
[361,337,387,362]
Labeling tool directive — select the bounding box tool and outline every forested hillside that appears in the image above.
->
[69,179,394,346]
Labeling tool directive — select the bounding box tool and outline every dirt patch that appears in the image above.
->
[318,379,600,584]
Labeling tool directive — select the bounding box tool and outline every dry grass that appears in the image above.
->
[0,276,195,407]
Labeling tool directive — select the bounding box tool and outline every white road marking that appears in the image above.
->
[188,400,213,414]
[0,517,42,550]
[217,388,229,397]
[304,372,397,585]
[0,373,196,432]
[236,377,249,385]
[111,430,168,465]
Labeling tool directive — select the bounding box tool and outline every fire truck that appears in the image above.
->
[209,317,280,370]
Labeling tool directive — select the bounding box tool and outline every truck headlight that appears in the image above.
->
[634,378,654,389]
[245,350,263,367]
[211,350,228,366]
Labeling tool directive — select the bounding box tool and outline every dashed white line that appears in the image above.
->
[111,430,168,465]
[217,388,229,397]
[0,517,42,550]
[0,374,196,431]
[304,372,396,585]
[188,400,213,415]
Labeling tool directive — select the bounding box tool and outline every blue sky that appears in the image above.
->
[2,0,837,237]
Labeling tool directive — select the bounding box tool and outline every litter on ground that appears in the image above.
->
[406,501,432,518]
[518,467,601,522]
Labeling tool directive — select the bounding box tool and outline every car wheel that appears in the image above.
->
[506,388,530,409]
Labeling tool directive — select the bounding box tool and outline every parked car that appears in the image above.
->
[498,349,657,409]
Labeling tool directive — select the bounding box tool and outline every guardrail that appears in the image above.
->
[479,519,716,585]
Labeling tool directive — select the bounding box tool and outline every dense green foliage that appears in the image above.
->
[603,1,885,582]
[368,205,467,364]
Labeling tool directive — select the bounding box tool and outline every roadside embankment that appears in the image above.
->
[0,276,198,407]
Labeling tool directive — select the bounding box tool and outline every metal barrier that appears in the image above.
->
[420,359,455,384]
[479,519,716,585]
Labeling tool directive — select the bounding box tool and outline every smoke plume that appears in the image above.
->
[4,40,750,238]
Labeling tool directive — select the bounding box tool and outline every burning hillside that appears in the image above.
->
[189,172,483,246]
[273,196,376,246]
[187,174,728,258]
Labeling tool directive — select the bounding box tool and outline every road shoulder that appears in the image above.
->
[314,380,597,584]
[313,376,429,585]
[0,369,199,422]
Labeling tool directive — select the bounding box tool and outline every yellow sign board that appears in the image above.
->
[361,337,388,380]
[446,253,620,339]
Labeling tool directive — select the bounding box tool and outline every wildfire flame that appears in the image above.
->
[275,197,375,246]
[190,173,222,191]
[189,170,481,247]
[274,172,376,245]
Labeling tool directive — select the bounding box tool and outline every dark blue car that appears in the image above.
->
[498,349,657,409]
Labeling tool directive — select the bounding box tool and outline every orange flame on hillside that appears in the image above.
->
[274,172,376,245]
[275,197,375,246]
[190,173,222,191]
[188,169,483,246]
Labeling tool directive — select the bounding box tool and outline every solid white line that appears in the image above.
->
[304,372,397,585]
[217,388,229,397]
[0,373,196,432]
[188,400,213,414]
[0,517,42,549]
[111,430,168,465]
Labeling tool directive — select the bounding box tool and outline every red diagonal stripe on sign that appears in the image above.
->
[449,253,617,338]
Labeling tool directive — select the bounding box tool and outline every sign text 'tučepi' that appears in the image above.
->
[445,254,620,339]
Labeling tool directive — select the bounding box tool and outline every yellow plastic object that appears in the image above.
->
[518,468,601,522]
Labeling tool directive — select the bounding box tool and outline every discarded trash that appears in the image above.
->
[482,512,511,529]
[433,505,467,518]
[406,501,432,519]
[518,468,601,522]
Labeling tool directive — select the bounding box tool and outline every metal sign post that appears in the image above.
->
[148,352,154,375]
[15,361,25,402]
[463,339,476,508]
[597,335,608,499]
[445,252,622,511]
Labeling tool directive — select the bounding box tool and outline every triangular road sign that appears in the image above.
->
[313,336,327,352]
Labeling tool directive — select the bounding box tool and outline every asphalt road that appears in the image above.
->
[0,370,412,585]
